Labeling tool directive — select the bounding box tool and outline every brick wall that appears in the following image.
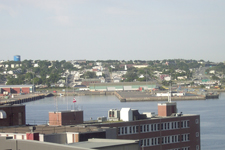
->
[0,105,26,126]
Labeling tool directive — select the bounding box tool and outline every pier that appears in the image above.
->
[0,93,52,105]
[115,91,207,102]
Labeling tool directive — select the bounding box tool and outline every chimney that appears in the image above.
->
[158,102,177,117]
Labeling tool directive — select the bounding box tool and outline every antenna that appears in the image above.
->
[168,76,172,103]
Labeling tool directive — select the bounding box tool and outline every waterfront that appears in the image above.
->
[25,93,225,150]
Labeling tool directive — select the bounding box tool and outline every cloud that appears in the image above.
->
[0,4,18,17]
[105,7,140,15]
[52,15,72,25]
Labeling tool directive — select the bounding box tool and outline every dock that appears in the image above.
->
[0,93,53,105]
[115,91,207,102]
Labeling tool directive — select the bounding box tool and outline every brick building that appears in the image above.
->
[95,102,200,150]
[48,110,83,126]
[0,104,26,126]
[0,85,35,95]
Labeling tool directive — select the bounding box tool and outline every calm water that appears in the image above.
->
[25,93,225,150]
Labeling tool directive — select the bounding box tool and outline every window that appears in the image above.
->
[196,145,200,150]
[195,119,199,124]
[133,126,136,133]
[196,132,199,137]
[136,126,139,133]
[118,127,120,134]
[125,127,127,134]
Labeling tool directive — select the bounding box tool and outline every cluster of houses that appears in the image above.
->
[0,59,223,89]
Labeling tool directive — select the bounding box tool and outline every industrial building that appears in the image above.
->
[89,82,157,91]
[0,85,35,95]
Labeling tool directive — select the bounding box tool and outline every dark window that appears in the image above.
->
[133,126,135,133]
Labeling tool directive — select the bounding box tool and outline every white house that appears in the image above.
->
[209,70,216,74]
[33,63,39,67]
[139,74,144,78]
[164,76,171,81]
[177,76,187,80]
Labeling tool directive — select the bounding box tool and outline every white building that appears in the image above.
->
[164,76,171,81]
[209,70,216,74]
[33,63,39,67]
[96,71,102,77]
[177,76,187,80]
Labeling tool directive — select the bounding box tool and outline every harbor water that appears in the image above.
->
[25,93,225,150]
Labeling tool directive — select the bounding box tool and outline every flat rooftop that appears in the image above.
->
[0,85,33,88]
[0,125,106,135]
[68,138,138,149]
[0,113,199,135]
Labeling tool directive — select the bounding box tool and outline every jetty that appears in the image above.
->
[114,91,211,102]
[0,93,53,105]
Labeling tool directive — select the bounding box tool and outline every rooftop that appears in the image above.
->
[68,138,138,149]
[0,85,33,88]
[0,113,199,135]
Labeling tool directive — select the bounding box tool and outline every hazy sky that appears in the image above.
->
[0,0,224,62]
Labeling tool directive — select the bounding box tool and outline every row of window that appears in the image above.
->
[140,134,190,147]
[168,147,190,150]
[118,125,139,135]
[118,120,190,135]
[168,145,199,150]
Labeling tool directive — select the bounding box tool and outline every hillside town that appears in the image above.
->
[0,56,224,91]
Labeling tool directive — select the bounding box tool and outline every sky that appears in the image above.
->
[0,0,224,62]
